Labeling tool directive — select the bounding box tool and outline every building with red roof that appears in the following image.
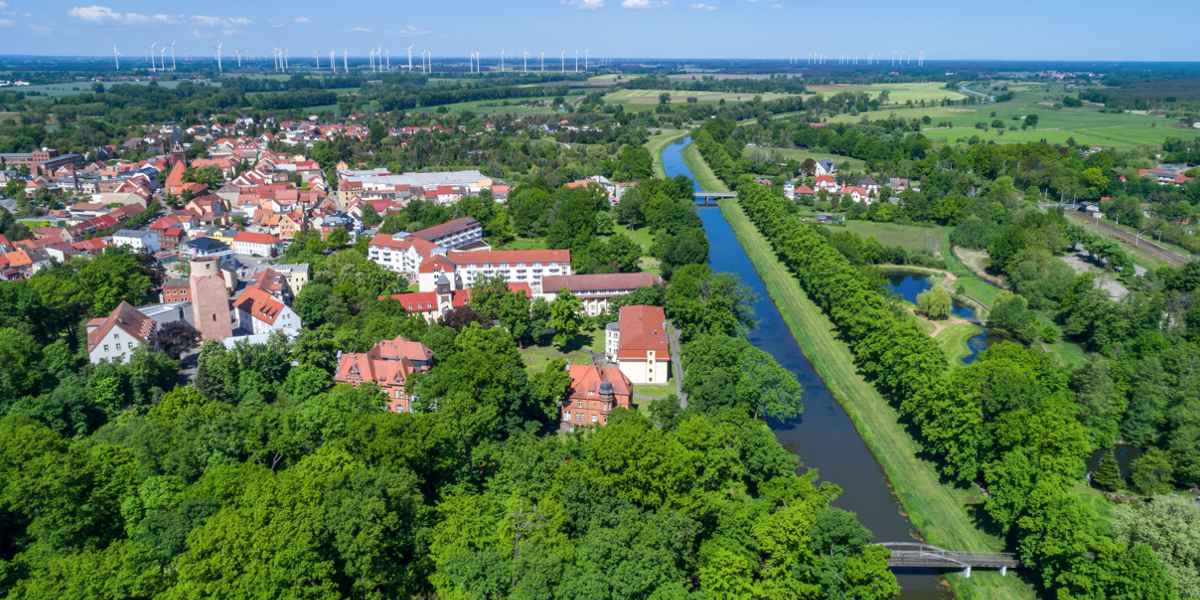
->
[605,305,671,385]
[334,336,434,412]
[539,272,663,316]
[561,363,632,430]
[86,301,156,364]
[233,231,280,257]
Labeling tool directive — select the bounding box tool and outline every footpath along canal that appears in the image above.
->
[662,136,948,599]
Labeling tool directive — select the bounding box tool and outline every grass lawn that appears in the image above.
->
[1043,339,1087,370]
[518,328,605,372]
[497,236,548,250]
[644,128,688,178]
[936,322,984,365]
[436,95,569,116]
[744,146,866,172]
[682,143,728,192]
[844,220,947,255]
[720,199,1034,600]
[614,223,661,275]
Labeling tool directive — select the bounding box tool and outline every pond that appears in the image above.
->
[882,272,989,364]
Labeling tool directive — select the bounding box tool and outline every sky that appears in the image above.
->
[0,0,1196,62]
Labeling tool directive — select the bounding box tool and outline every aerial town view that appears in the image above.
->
[0,1,1198,598]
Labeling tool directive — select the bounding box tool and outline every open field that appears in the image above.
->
[720,199,1034,600]
[806,82,966,105]
[22,79,206,97]
[604,89,801,111]
[682,143,728,192]
[827,85,1200,150]
[643,128,687,178]
[436,95,569,116]
[744,145,866,172]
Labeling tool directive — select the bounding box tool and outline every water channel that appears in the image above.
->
[661,137,949,599]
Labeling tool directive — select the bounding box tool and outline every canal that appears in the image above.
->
[662,137,948,599]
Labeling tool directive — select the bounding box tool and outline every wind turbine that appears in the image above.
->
[522,50,528,74]
[160,47,167,72]
[113,45,120,70]
[574,50,579,73]
[236,49,242,68]
[500,48,505,72]
[584,49,589,71]
[407,44,414,71]
[330,50,336,73]
[540,51,545,73]
[149,42,157,71]
[170,42,176,71]
[216,42,223,73]
[343,50,348,72]
[561,49,565,73]
[315,50,320,70]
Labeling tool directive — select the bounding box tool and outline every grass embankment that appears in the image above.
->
[720,199,1034,600]
[644,128,688,178]
[682,143,728,192]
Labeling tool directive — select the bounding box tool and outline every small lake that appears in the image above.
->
[882,272,989,364]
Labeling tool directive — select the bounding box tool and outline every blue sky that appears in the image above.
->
[0,0,1196,61]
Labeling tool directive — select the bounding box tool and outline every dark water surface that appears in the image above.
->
[662,137,949,599]
[882,273,989,364]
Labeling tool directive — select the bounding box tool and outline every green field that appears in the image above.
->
[436,95,569,116]
[644,128,687,178]
[518,329,606,372]
[828,85,1200,150]
[744,146,866,172]
[23,79,204,97]
[806,81,966,105]
[937,322,984,364]
[720,199,1034,600]
[842,220,1003,308]
[604,89,801,111]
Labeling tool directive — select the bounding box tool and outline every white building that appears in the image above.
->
[605,305,671,385]
[111,229,161,253]
[539,272,662,317]
[370,229,571,295]
[232,231,280,257]
[232,286,302,338]
[86,301,156,364]
[410,216,484,250]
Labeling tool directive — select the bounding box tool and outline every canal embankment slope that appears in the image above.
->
[720,197,1035,600]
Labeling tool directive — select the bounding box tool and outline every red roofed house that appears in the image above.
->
[86,301,156,364]
[334,336,434,412]
[232,285,301,337]
[605,305,671,384]
[561,364,632,430]
[385,281,532,322]
[538,272,662,317]
[233,231,280,257]
[165,160,187,196]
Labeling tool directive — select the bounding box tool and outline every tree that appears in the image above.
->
[153,321,199,359]
[1129,448,1174,495]
[1092,447,1123,491]
[548,290,585,350]
[1024,114,1039,128]
[0,327,43,408]
[682,334,804,420]
[916,286,952,320]
[1113,495,1200,598]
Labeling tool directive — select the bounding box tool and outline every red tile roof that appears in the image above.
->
[616,305,670,362]
[445,249,570,265]
[541,272,661,295]
[234,231,279,245]
[87,301,155,352]
[411,217,480,243]
[233,286,286,325]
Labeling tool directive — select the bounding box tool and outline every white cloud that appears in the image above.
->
[293,16,310,23]
[689,2,718,10]
[563,0,604,9]
[190,15,250,28]
[0,18,13,27]
[393,24,430,36]
[622,0,667,7]
[0,1,9,9]
[351,26,371,32]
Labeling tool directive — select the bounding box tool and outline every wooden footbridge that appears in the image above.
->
[693,191,737,206]
[875,543,1019,578]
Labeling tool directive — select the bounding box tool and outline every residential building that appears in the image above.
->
[112,229,161,253]
[183,237,232,259]
[419,249,571,294]
[271,263,310,295]
[605,305,671,385]
[161,278,191,303]
[232,285,302,338]
[561,364,632,430]
[232,231,280,257]
[86,301,156,364]
[814,159,837,177]
[410,216,484,249]
[539,272,662,316]
[386,279,531,322]
[334,336,434,412]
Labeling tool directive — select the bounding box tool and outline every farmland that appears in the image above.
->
[828,84,1200,150]
[806,81,966,105]
[743,145,866,172]
[604,88,802,111]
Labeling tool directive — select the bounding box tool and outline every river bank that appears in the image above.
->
[719,198,1033,600]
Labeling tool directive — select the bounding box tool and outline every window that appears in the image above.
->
[591,415,598,423]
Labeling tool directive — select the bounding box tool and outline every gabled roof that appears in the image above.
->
[444,248,571,266]
[411,217,481,243]
[233,285,287,325]
[87,301,155,352]
[233,231,279,245]
[541,272,661,295]
[616,305,670,362]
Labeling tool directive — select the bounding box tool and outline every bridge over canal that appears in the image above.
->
[875,542,1020,578]
[694,191,737,206]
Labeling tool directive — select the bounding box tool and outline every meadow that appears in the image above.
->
[806,81,966,105]
[603,88,801,111]
[744,145,866,172]
[435,95,570,116]
[828,84,1200,150]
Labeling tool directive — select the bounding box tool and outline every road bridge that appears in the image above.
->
[876,542,1019,578]
[693,191,737,206]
